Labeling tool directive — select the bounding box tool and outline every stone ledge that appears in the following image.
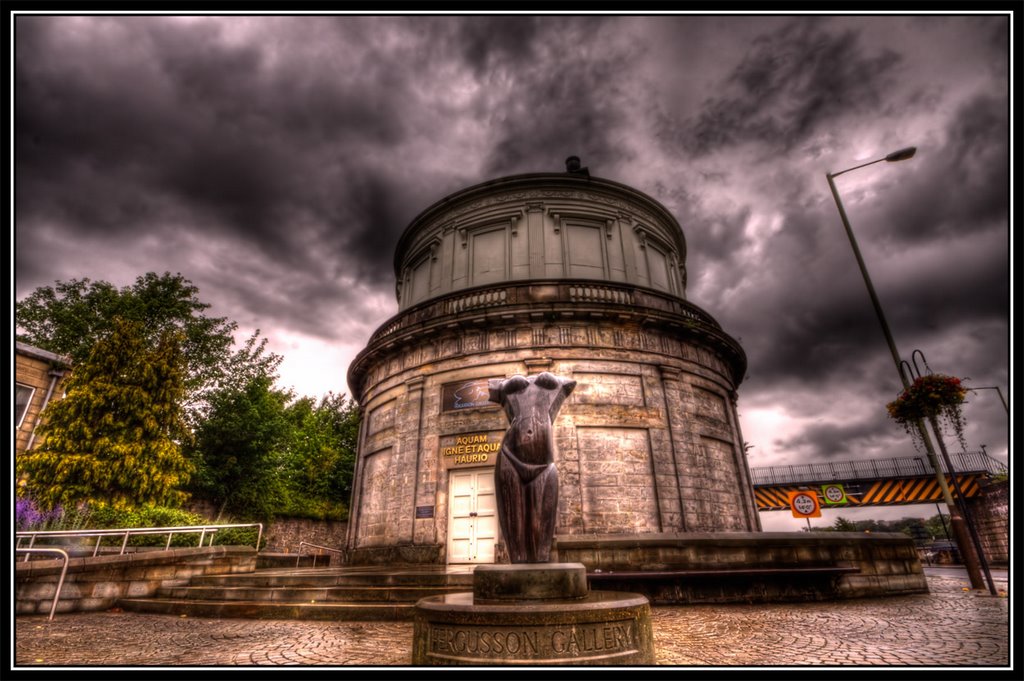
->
[552,531,927,603]
[16,545,256,577]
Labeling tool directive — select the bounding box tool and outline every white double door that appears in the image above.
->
[447,468,498,564]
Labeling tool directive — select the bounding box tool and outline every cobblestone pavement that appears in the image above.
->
[13,570,1010,669]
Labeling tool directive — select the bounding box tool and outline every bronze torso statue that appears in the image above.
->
[488,372,576,563]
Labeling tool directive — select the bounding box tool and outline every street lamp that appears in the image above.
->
[825,147,994,593]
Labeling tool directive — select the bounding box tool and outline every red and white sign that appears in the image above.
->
[788,490,822,518]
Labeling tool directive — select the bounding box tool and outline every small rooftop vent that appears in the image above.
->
[565,155,590,177]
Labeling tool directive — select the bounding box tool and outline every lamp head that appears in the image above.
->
[885,147,917,162]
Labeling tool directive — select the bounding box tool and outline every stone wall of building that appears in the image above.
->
[346,283,755,565]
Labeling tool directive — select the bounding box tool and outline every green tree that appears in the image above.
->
[15,272,280,424]
[17,318,193,510]
[831,517,859,532]
[282,393,360,520]
[185,376,293,521]
[925,513,953,541]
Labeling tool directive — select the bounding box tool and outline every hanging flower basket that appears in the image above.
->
[886,373,968,450]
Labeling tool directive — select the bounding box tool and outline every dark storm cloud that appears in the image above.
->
[668,17,1008,428]
[16,18,428,243]
[456,16,548,74]
[774,416,899,460]
[679,20,902,155]
[13,16,451,333]
[334,169,416,285]
[16,18,302,259]
[882,95,1009,245]
[470,18,636,177]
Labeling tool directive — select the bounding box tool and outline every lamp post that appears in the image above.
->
[825,147,992,592]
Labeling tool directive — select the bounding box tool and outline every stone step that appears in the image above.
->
[118,597,415,621]
[157,584,465,603]
[115,565,479,618]
[117,565,478,621]
[189,568,473,589]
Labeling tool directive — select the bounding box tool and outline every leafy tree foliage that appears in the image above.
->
[281,392,360,520]
[15,272,280,424]
[831,516,859,532]
[17,318,193,510]
[924,513,955,541]
[824,514,940,541]
[186,382,361,522]
[185,376,293,522]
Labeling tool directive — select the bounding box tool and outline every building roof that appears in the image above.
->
[15,341,73,367]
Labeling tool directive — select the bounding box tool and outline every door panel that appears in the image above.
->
[447,468,498,564]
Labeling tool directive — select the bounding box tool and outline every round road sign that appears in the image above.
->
[822,484,846,504]
[788,490,822,518]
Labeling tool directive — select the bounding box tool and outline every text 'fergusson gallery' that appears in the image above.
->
[345,160,757,566]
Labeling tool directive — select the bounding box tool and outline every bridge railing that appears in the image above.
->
[750,451,1005,487]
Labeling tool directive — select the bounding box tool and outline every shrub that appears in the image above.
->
[82,503,206,547]
[16,494,264,550]
[211,525,265,549]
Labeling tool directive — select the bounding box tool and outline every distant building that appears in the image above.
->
[15,341,72,457]
[346,161,757,566]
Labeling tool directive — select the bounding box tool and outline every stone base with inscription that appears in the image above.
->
[411,563,654,666]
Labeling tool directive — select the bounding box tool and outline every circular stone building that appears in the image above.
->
[345,161,760,566]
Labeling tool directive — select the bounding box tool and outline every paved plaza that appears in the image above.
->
[13,568,1010,669]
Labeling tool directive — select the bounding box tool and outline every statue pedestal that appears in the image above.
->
[411,563,654,666]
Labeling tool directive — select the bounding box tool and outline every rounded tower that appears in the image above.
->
[346,162,757,566]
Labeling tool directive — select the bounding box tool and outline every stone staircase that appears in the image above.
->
[118,564,475,621]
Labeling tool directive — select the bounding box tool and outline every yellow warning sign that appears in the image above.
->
[789,490,821,518]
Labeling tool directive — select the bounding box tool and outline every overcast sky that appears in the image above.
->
[12,12,1011,526]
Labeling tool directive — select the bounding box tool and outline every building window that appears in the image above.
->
[15,383,35,429]
[469,226,509,286]
[564,221,607,280]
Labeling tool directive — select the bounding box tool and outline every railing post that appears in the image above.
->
[120,532,130,555]
[16,548,70,620]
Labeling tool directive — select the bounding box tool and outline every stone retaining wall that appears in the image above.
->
[968,479,1008,566]
[15,546,256,616]
[554,531,927,603]
[262,517,348,555]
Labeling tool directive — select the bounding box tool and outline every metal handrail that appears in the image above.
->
[296,541,345,568]
[16,548,70,620]
[749,451,1005,486]
[16,523,263,561]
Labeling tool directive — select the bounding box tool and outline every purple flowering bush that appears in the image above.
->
[16,495,92,532]
[16,496,59,530]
